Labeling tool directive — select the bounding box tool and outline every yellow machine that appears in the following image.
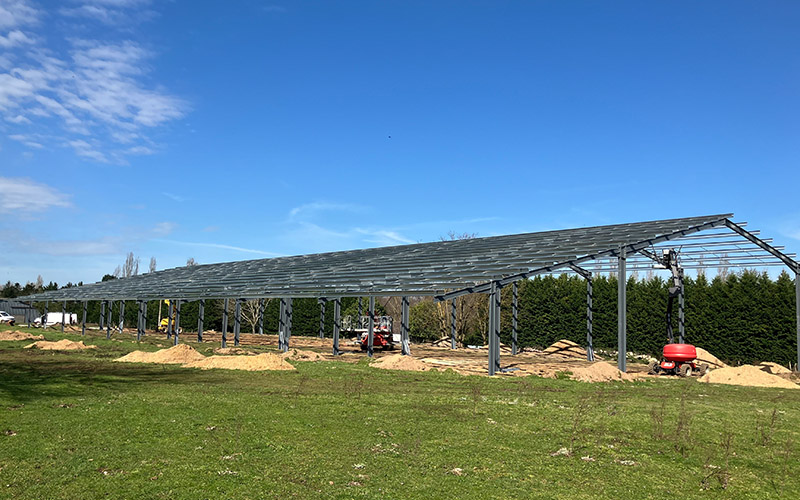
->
[158,299,178,333]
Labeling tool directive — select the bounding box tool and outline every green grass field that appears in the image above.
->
[1,325,799,499]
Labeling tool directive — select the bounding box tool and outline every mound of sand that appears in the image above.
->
[116,344,205,364]
[570,361,634,382]
[544,339,587,359]
[184,353,295,371]
[757,362,791,375]
[281,349,324,361]
[23,339,96,351]
[213,347,256,356]
[0,331,44,341]
[695,347,726,368]
[698,365,799,389]
[371,353,432,372]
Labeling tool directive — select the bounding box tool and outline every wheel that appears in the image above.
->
[699,364,710,375]
[679,364,692,377]
[647,361,659,375]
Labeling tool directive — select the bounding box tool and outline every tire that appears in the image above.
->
[647,361,659,375]
[679,364,692,377]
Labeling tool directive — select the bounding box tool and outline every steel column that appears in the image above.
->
[278,298,286,350]
[450,298,457,350]
[44,301,48,329]
[512,282,518,355]
[617,245,627,372]
[100,300,105,329]
[197,299,205,342]
[234,298,241,346]
[143,301,148,333]
[221,298,229,348]
[401,296,410,355]
[494,283,501,372]
[167,300,173,339]
[358,297,363,318]
[81,301,87,336]
[174,300,181,345]
[137,301,143,341]
[118,301,125,334]
[27,301,32,328]
[106,301,112,338]
[796,267,800,369]
[586,277,594,361]
[258,298,265,335]
[367,296,375,357]
[487,282,500,376]
[678,288,685,344]
[61,301,66,333]
[319,299,326,339]
[285,298,292,351]
[332,298,341,356]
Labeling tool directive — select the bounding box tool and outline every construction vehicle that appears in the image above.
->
[341,315,397,351]
[646,249,709,377]
[158,299,181,334]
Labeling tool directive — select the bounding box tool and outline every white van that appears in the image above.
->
[34,312,78,327]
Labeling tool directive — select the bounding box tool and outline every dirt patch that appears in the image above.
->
[371,353,433,372]
[543,339,587,359]
[116,344,205,364]
[281,349,325,361]
[0,331,44,341]
[570,361,634,382]
[23,340,96,351]
[213,347,256,356]
[698,365,799,389]
[695,347,726,368]
[757,362,791,375]
[184,353,295,371]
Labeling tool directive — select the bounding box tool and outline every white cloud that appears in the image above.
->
[288,201,364,221]
[0,28,33,47]
[0,1,186,163]
[354,228,415,245]
[60,0,153,25]
[0,176,73,213]
[155,239,280,256]
[9,133,43,148]
[0,0,38,29]
[152,221,177,236]
[161,192,185,202]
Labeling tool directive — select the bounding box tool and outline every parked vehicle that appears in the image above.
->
[0,311,15,326]
[33,312,78,327]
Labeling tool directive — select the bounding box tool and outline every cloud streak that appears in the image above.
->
[0,176,72,214]
[155,239,281,256]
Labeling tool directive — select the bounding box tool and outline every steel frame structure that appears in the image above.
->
[22,214,800,374]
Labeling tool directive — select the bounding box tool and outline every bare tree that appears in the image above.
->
[122,252,140,277]
[35,275,44,290]
[186,257,197,267]
[113,265,121,278]
[433,231,484,345]
[149,256,157,273]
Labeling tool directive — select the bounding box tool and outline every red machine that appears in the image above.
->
[359,316,396,351]
[648,343,708,376]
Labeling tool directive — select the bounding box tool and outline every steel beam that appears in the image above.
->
[319,299,326,339]
[332,297,341,356]
[725,220,798,269]
[401,296,410,355]
[174,300,181,345]
[234,298,241,346]
[222,298,229,348]
[617,246,627,372]
[197,299,205,342]
[450,298,457,350]
[367,296,375,357]
[512,282,518,355]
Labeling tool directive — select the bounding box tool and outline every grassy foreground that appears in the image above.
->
[1,326,799,499]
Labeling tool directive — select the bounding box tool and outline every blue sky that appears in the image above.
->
[1,0,798,285]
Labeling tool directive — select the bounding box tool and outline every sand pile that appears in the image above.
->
[24,339,96,350]
[544,339,587,359]
[281,349,325,361]
[757,362,791,375]
[116,344,205,364]
[184,353,295,371]
[570,361,634,382]
[0,331,44,341]
[698,365,799,389]
[695,347,726,368]
[213,347,256,356]
[371,353,432,372]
